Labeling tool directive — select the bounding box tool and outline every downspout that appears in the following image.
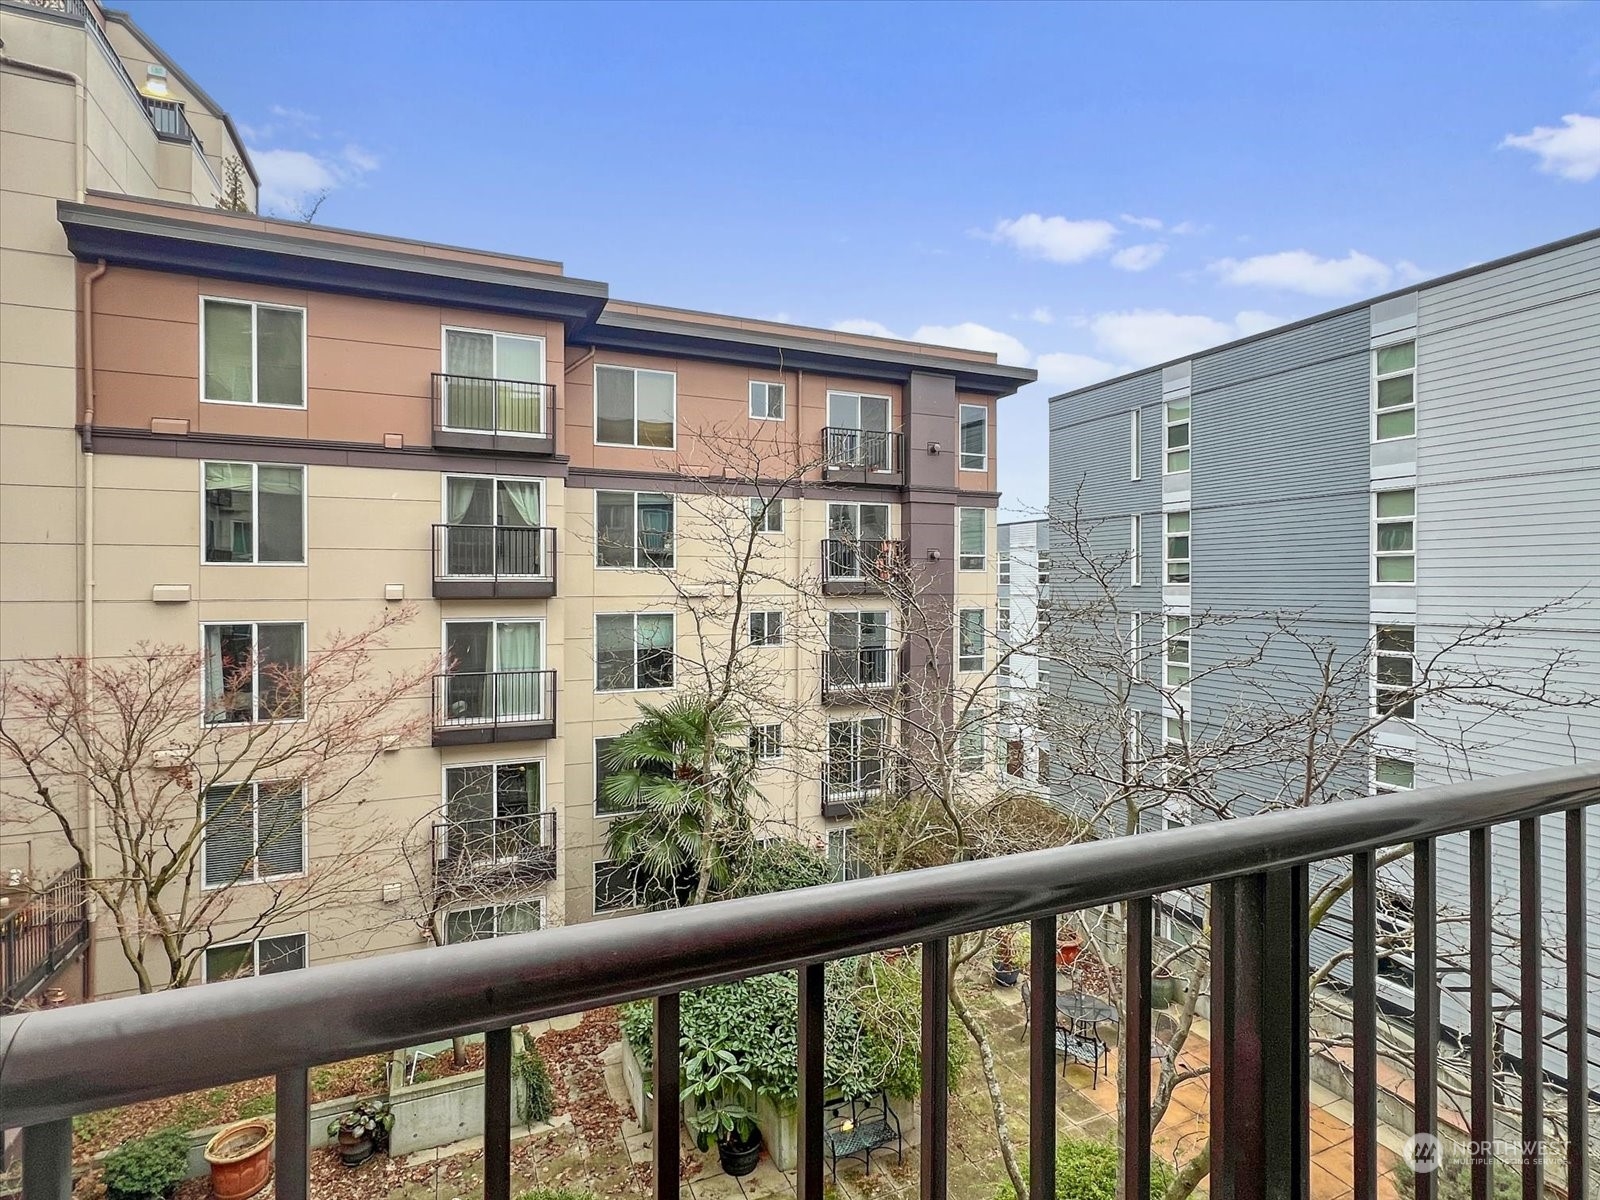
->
[0,55,86,202]
[80,257,108,1001]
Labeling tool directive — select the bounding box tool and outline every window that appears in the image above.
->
[594,859,645,914]
[749,496,784,533]
[957,724,984,772]
[596,613,675,692]
[201,298,305,408]
[442,328,546,435]
[1006,738,1026,779]
[749,380,786,421]
[1374,489,1415,583]
[202,782,303,888]
[1130,409,1142,480]
[1373,341,1416,442]
[1129,613,1142,679]
[750,723,783,761]
[748,610,784,647]
[826,717,887,798]
[958,509,987,571]
[826,611,891,688]
[828,829,867,881]
[1130,515,1143,586]
[1164,399,1190,473]
[1165,511,1190,584]
[203,932,307,982]
[825,391,893,470]
[959,404,988,471]
[958,608,985,672]
[444,901,541,944]
[203,622,304,724]
[442,476,545,577]
[595,365,676,448]
[443,761,543,860]
[596,491,674,569]
[203,463,304,564]
[1375,625,1416,719]
[1161,715,1193,827]
[1375,755,1415,794]
[442,620,545,722]
[998,605,1011,636]
[594,736,632,816]
[1163,616,1191,688]
[1038,551,1050,588]
[826,502,891,579]
[999,554,1011,585]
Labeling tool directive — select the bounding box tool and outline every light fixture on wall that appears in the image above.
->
[927,441,941,455]
[927,548,942,561]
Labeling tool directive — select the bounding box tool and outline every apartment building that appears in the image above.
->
[0,0,1033,1001]
[1045,227,1600,1080]
[996,519,1048,790]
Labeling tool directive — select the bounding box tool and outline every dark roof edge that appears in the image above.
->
[1047,224,1600,405]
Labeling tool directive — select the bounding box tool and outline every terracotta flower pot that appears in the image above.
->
[204,1118,275,1200]
[1056,932,1083,970]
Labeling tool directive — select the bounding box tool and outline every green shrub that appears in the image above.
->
[513,1028,557,1125]
[102,1128,190,1200]
[514,1190,599,1200]
[1393,1154,1522,1199]
[236,1092,275,1119]
[724,838,836,897]
[995,1135,1176,1200]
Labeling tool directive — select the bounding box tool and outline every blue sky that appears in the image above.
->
[131,0,1600,513]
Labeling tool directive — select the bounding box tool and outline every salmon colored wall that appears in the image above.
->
[955,393,999,494]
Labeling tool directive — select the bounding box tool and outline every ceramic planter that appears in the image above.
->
[204,1118,275,1200]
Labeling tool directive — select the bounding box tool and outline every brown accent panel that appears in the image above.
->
[902,495,958,728]
[905,371,957,493]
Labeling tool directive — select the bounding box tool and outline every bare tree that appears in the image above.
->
[0,608,430,992]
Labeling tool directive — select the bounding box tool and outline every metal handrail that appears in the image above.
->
[3,762,1596,1127]
[433,668,557,729]
[431,372,555,439]
[821,538,905,582]
[432,523,556,582]
[821,426,902,474]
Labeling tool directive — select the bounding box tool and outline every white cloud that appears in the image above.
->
[1086,309,1281,366]
[831,319,899,339]
[1027,306,1054,325]
[1111,243,1167,272]
[1033,352,1120,389]
[1209,249,1393,297]
[1167,220,1201,236]
[984,213,1119,265]
[910,322,1029,364]
[1501,113,1600,182]
[1120,213,1164,231]
[247,106,379,217]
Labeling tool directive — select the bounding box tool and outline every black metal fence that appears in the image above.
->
[433,669,557,733]
[0,866,88,1014]
[432,373,556,453]
[2,766,1595,1200]
[821,538,905,584]
[821,427,903,476]
[820,647,896,698]
[432,523,556,583]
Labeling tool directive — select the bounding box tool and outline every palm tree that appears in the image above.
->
[602,697,758,907]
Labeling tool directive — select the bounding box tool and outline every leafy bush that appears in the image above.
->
[327,1098,394,1151]
[995,1135,1176,1200]
[724,838,836,897]
[513,1028,557,1125]
[236,1092,275,1119]
[515,1190,599,1200]
[1394,1154,1522,1199]
[102,1128,190,1200]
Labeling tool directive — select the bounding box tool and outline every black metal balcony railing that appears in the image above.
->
[820,647,896,701]
[142,97,194,142]
[821,427,904,485]
[432,524,557,599]
[431,373,556,456]
[3,766,1596,1200]
[432,669,557,746]
[0,866,88,1013]
[433,812,558,895]
[821,760,889,819]
[821,538,905,593]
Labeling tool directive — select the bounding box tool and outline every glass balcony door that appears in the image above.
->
[826,503,890,579]
[444,762,542,862]
[827,392,891,470]
[827,611,889,688]
[443,620,544,723]
[444,477,543,577]
[443,329,546,436]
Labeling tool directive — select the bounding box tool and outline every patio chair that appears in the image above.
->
[1055,1024,1108,1086]
[823,1091,902,1182]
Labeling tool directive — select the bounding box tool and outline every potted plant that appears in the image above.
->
[681,1038,763,1177]
[204,1117,275,1200]
[328,1099,393,1167]
[991,928,1021,987]
[1151,964,1179,1008]
[1056,922,1084,970]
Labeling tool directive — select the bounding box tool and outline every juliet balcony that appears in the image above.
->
[432,524,557,599]
[432,373,557,457]
[820,647,898,705]
[432,811,558,900]
[821,427,904,488]
[432,669,557,746]
[820,538,905,596]
[821,760,891,820]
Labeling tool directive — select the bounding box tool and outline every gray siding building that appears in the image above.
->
[1046,228,1600,1085]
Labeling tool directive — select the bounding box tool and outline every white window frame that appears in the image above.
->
[593,735,635,818]
[441,758,548,841]
[957,508,987,571]
[201,461,307,566]
[202,932,307,982]
[593,364,678,449]
[956,724,984,772]
[1165,510,1191,585]
[441,899,544,943]
[595,490,676,570]
[1374,754,1415,795]
[201,621,306,726]
[748,380,786,421]
[199,296,308,408]
[1129,613,1142,679]
[827,716,888,800]
[593,858,644,915]
[1161,715,1193,827]
[1373,489,1416,585]
[1163,616,1191,689]
[749,496,784,534]
[958,608,985,672]
[748,610,785,647]
[1164,398,1190,474]
[958,403,988,472]
[1372,339,1417,443]
[439,325,548,435]
[750,722,783,762]
[442,473,546,525]
[998,553,1011,585]
[200,781,306,890]
[1374,624,1417,720]
[1130,515,1143,587]
[594,612,675,693]
[1130,408,1142,481]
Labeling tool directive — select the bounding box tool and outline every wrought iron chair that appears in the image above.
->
[1055,1024,1108,1086]
[822,1091,902,1182]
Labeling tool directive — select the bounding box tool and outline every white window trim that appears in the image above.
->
[825,389,895,428]
[1373,624,1417,722]
[957,608,985,673]
[1163,616,1191,690]
[1129,613,1141,679]
[1164,510,1191,585]
[441,758,548,820]
[958,403,989,472]
[1130,515,1143,587]
[1163,399,1190,475]
[199,781,307,891]
[956,724,984,772]
[750,722,784,762]
[1161,716,1193,827]
[201,931,307,982]
[957,508,987,572]
[748,610,785,648]
[750,495,784,534]
[200,460,308,567]
[200,620,306,727]
[593,735,637,818]
[748,380,786,422]
[594,611,676,693]
[1130,408,1143,481]
[199,295,308,409]
[439,325,549,437]
[442,898,545,943]
[594,490,676,571]
[441,473,546,527]
[1372,489,1417,586]
[593,364,678,449]
[1373,753,1415,795]
[1371,338,1417,445]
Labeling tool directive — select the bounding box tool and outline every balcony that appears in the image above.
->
[821,538,905,595]
[432,812,558,899]
[7,767,1593,1200]
[432,669,556,746]
[821,762,890,819]
[821,427,904,487]
[0,866,88,1014]
[142,97,194,143]
[431,373,556,457]
[432,524,557,599]
[820,647,897,704]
